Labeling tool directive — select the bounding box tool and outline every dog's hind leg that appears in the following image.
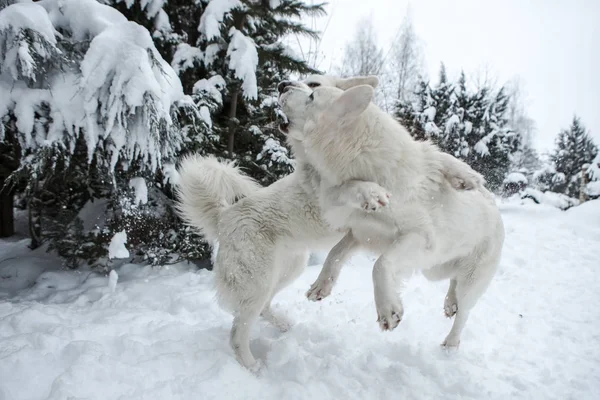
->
[218,245,274,371]
[441,257,499,348]
[373,233,431,331]
[306,231,360,301]
[231,301,266,371]
[421,258,461,318]
[262,250,310,331]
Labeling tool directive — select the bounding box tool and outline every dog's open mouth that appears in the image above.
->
[276,109,289,134]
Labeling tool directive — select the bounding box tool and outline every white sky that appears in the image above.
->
[302,0,600,153]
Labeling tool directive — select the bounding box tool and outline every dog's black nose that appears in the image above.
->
[278,81,292,94]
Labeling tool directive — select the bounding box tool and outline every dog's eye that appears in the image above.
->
[307,82,320,88]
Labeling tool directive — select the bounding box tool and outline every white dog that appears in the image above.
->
[278,80,505,348]
[176,76,487,371]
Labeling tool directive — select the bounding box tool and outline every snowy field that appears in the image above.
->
[1,200,599,400]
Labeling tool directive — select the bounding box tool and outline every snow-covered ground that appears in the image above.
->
[1,200,599,400]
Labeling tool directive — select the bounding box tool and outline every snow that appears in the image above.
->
[200,105,213,128]
[587,153,600,181]
[464,120,473,134]
[198,0,241,40]
[586,181,600,197]
[203,43,221,66]
[0,2,56,44]
[153,9,171,33]
[474,140,490,157]
[1,202,600,399]
[0,2,58,81]
[521,188,579,211]
[444,114,460,133]
[227,27,259,100]
[162,162,180,186]
[40,0,128,41]
[108,269,119,293]
[1,0,185,177]
[424,121,440,136]
[504,172,528,184]
[79,20,184,170]
[193,75,226,105]
[108,231,130,259]
[129,177,148,206]
[171,43,203,74]
[257,137,294,167]
[423,105,436,121]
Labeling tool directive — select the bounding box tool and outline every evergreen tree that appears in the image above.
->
[1,0,327,266]
[0,0,207,267]
[395,65,521,191]
[550,116,598,197]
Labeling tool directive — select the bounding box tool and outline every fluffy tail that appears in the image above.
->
[175,155,260,243]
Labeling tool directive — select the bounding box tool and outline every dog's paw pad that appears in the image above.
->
[306,280,333,301]
[444,302,458,318]
[357,183,391,212]
[376,304,403,331]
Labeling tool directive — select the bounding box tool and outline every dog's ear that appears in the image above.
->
[336,76,379,90]
[328,85,374,121]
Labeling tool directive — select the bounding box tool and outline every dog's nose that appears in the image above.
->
[278,81,292,94]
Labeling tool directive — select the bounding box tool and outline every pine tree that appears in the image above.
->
[550,116,598,197]
[158,0,324,184]
[395,65,522,191]
[0,0,206,266]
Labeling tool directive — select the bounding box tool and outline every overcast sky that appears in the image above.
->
[301,0,599,153]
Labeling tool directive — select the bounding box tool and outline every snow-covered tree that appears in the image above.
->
[0,0,206,265]
[395,65,521,190]
[161,0,324,183]
[505,79,540,179]
[585,153,600,200]
[549,116,598,197]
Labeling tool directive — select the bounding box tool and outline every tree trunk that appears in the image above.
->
[28,181,42,249]
[227,86,239,156]
[226,13,246,157]
[579,164,590,204]
[0,179,14,238]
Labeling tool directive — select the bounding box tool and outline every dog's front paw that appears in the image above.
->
[376,302,404,331]
[444,295,458,318]
[441,337,461,349]
[306,278,334,301]
[356,183,391,212]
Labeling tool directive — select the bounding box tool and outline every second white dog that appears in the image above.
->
[279,81,505,348]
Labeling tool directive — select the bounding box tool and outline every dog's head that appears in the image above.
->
[277,75,377,140]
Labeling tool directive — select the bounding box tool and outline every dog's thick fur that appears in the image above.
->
[279,82,505,347]
[176,75,492,371]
